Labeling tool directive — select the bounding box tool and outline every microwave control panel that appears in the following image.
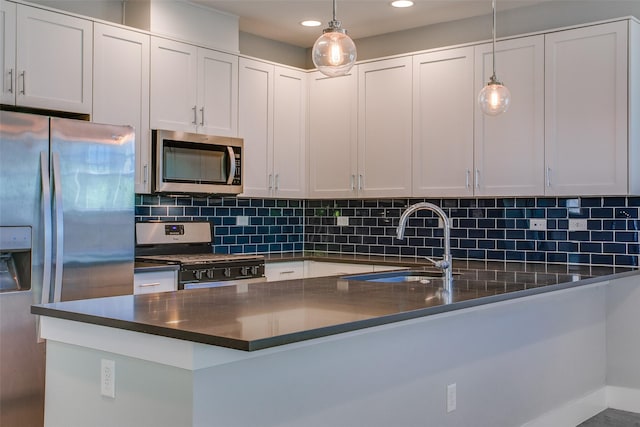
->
[233,152,241,185]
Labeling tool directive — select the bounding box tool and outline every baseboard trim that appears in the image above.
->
[521,388,607,427]
[522,386,640,427]
[607,386,640,413]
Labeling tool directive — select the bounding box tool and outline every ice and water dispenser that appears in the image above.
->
[0,227,31,292]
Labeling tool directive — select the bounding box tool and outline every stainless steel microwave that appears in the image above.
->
[152,129,243,195]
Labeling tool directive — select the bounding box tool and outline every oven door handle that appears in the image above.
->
[226,146,236,185]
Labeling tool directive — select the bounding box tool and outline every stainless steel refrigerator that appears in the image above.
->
[0,111,135,427]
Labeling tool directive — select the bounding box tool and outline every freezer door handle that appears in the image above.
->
[51,153,64,303]
[40,152,52,305]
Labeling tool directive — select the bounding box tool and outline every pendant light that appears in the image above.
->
[312,0,357,77]
[478,0,511,116]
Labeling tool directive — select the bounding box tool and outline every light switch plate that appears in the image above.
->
[337,216,349,226]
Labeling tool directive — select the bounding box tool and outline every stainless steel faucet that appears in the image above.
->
[396,202,453,292]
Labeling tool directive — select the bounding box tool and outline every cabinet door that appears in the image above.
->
[0,0,15,105]
[308,70,358,198]
[150,37,198,132]
[93,23,150,194]
[238,58,274,198]
[265,261,304,282]
[413,47,474,197]
[273,66,307,198]
[358,57,413,198]
[474,35,544,196]
[545,21,628,196]
[16,5,92,113]
[197,48,238,137]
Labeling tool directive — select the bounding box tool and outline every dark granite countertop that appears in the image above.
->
[32,259,638,352]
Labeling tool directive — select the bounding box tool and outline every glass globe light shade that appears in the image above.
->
[312,30,357,77]
[478,80,511,116]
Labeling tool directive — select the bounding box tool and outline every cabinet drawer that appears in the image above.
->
[265,261,304,282]
[134,270,177,294]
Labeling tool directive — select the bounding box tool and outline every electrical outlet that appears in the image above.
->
[569,219,588,231]
[529,219,546,231]
[236,216,249,226]
[101,359,115,398]
[447,383,457,412]
[336,216,349,226]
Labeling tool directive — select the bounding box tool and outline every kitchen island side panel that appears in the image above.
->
[41,280,609,427]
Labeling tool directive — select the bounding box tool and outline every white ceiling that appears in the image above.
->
[193,0,551,48]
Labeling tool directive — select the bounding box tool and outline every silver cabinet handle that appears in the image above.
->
[280,270,295,274]
[475,169,480,188]
[275,174,280,190]
[139,282,161,288]
[7,69,13,94]
[268,174,273,190]
[51,152,64,303]
[350,174,355,191]
[465,169,470,189]
[143,164,148,184]
[192,105,197,124]
[40,152,52,305]
[200,107,205,126]
[546,167,552,187]
[358,174,363,190]
[19,70,25,95]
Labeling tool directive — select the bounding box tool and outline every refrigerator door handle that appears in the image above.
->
[51,152,64,303]
[40,152,52,305]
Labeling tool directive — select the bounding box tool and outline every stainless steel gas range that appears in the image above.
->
[135,222,265,289]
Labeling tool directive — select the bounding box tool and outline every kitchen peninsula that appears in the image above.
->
[33,262,640,427]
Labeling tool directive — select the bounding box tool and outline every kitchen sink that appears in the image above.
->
[343,270,459,284]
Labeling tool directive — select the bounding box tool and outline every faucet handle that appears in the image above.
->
[425,256,450,270]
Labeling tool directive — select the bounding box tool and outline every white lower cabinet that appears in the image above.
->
[265,261,406,282]
[134,270,177,295]
[304,261,372,278]
[265,261,305,282]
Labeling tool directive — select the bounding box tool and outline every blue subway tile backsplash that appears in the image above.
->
[135,195,639,268]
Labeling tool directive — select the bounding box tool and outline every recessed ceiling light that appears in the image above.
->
[391,0,414,7]
[301,20,322,27]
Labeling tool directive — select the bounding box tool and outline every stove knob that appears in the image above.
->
[206,269,215,279]
[250,265,260,275]
[194,270,204,280]
[223,267,231,278]
[240,266,250,276]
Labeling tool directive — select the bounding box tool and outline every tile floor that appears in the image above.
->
[578,409,640,426]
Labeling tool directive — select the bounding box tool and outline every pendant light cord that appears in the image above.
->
[491,0,497,81]
[333,0,337,21]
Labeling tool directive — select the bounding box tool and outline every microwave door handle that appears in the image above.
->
[226,146,236,185]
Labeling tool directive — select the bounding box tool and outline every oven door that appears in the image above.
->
[182,277,266,290]
[153,129,243,195]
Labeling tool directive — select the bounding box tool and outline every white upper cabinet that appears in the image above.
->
[196,48,238,137]
[93,23,150,194]
[150,37,197,132]
[238,58,307,198]
[272,66,307,198]
[238,57,273,198]
[8,4,92,113]
[308,70,358,198]
[0,0,16,105]
[358,57,413,198]
[545,21,629,196]
[413,47,474,198]
[150,37,238,136]
[474,35,545,197]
